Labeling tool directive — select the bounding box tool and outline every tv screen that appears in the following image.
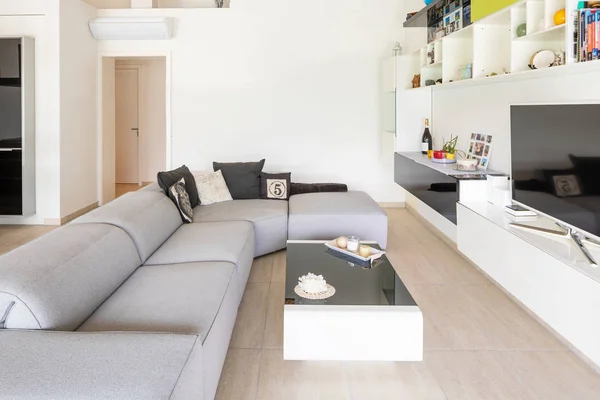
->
[511,104,600,240]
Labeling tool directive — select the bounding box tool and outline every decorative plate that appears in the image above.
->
[294,284,336,300]
[528,50,555,69]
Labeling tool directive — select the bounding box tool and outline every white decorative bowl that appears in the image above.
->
[456,159,478,171]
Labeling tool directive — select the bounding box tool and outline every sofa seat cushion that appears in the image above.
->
[78,262,236,343]
[72,191,182,262]
[0,224,141,331]
[288,191,388,248]
[0,330,203,400]
[145,222,254,304]
[193,199,288,256]
[145,221,253,266]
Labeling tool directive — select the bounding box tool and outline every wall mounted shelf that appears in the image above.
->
[401,0,595,91]
[403,0,444,28]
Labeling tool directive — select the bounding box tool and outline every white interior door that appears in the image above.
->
[115,68,140,184]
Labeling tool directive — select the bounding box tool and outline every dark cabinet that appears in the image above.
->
[0,37,34,216]
[394,152,458,224]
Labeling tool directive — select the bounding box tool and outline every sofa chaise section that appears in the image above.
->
[288,191,388,248]
[0,330,203,400]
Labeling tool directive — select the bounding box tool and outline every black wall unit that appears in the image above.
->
[0,149,22,215]
[394,153,458,224]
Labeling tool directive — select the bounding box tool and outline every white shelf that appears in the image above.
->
[460,201,600,283]
[513,23,566,41]
[401,0,581,91]
[422,61,443,69]
[397,152,501,177]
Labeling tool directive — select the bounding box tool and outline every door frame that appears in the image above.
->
[97,51,172,205]
[115,64,142,186]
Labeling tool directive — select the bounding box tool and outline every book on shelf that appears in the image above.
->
[574,9,600,62]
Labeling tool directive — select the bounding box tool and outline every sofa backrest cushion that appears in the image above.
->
[0,224,141,331]
[72,191,182,262]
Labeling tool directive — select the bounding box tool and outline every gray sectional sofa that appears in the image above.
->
[0,181,387,400]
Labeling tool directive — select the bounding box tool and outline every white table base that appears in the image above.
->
[283,305,423,361]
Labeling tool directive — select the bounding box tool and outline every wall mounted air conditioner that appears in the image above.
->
[88,17,174,40]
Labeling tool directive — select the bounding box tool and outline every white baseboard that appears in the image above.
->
[379,202,406,209]
[44,202,98,226]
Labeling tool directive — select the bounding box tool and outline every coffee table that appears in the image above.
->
[284,240,423,361]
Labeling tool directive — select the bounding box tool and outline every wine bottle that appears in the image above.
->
[421,118,433,156]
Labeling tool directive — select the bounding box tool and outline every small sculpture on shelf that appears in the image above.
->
[435,78,443,85]
[425,79,436,86]
[412,74,421,88]
[427,50,435,65]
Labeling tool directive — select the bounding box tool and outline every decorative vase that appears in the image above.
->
[516,23,527,37]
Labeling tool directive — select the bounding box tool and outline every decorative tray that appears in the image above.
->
[324,238,385,262]
[431,158,456,164]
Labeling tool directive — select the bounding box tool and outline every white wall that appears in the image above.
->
[100,57,116,204]
[59,0,99,218]
[97,0,412,202]
[0,0,62,224]
[116,58,166,182]
[431,71,600,176]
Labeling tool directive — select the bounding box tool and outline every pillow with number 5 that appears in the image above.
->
[260,172,291,200]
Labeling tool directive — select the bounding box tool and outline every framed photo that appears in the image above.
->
[467,133,493,170]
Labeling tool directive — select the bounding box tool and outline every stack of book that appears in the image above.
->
[573,8,600,62]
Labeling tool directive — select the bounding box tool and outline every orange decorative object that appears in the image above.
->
[554,9,566,26]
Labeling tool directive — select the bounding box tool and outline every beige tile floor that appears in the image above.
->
[0,224,56,256]
[216,209,600,400]
[2,208,600,399]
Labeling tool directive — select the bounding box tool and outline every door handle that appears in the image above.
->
[131,128,139,137]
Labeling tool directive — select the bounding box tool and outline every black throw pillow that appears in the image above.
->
[290,183,348,196]
[261,172,291,200]
[157,165,199,207]
[167,178,193,223]
[213,159,265,199]
[569,154,600,195]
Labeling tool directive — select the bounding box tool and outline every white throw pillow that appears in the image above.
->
[195,170,233,205]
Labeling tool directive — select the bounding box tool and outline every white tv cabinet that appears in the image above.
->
[457,201,600,369]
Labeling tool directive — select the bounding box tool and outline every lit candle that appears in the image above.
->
[347,236,360,252]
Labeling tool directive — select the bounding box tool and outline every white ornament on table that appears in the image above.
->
[298,273,328,294]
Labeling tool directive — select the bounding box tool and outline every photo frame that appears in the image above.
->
[467,133,493,170]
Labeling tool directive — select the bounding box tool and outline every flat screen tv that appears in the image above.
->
[511,104,600,241]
